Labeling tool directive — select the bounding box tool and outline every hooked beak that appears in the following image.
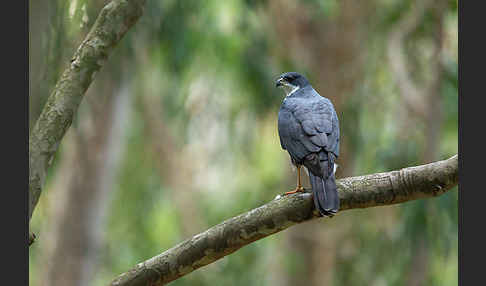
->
[275,78,285,87]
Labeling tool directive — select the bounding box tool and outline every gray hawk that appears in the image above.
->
[276,72,340,217]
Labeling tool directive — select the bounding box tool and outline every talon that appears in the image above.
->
[283,186,305,195]
[282,166,305,196]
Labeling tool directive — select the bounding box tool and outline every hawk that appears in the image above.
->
[276,72,340,217]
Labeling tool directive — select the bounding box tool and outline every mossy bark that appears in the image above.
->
[110,155,458,286]
[29,0,146,225]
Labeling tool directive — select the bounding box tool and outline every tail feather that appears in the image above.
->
[309,172,339,216]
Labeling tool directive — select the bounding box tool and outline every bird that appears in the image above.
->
[275,72,340,217]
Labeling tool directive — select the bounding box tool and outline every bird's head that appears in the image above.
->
[275,72,310,96]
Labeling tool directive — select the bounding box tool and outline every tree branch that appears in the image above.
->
[28,0,147,229]
[109,155,458,286]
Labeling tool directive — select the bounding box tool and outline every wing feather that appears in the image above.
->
[278,90,340,170]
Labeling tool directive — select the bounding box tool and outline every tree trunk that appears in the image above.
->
[29,0,146,231]
[38,82,132,286]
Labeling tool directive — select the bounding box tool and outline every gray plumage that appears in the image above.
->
[276,72,340,216]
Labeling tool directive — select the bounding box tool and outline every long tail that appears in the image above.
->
[309,172,339,217]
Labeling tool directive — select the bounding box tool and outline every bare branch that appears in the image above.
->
[28,0,147,230]
[110,155,458,286]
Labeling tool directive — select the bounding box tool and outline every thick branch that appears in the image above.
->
[29,0,146,225]
[110,155,458,286]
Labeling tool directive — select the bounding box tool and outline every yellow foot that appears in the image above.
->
[284,187,305,195]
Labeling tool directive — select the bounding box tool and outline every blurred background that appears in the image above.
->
[29,0,458,285]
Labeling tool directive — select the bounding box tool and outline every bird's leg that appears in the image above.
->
[284,166,305,195]
[297,166,303,190]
